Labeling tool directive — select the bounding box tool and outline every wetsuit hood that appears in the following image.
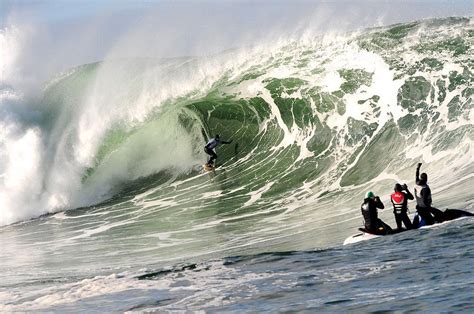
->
[420,172,428,182]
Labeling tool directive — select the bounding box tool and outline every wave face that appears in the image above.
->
[1,16,474,311]
[0,17,473,234]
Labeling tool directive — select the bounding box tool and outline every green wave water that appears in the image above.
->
[78,17,473,208]
[0,17,473,310]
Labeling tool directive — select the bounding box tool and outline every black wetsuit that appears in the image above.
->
[361,197,393,235]
[204,137,232,165]
[204,147,218,165]
[414,167,444,225]
[391,189,414,230]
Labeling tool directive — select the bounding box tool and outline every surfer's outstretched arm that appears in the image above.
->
[221,139,233,144]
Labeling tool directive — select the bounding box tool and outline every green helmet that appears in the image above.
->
[365,191,375,199]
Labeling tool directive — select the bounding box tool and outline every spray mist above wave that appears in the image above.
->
[0,17,473,226]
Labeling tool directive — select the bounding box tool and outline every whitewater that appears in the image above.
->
[1,17,473,311]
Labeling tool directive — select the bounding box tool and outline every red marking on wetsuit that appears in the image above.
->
[391,191,405,204]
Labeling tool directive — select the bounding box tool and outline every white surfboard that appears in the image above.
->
[343,216,472,245]
[343,232,381,245]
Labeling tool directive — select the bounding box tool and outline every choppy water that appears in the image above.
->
[1,17,473,311]
[2,216,474,312]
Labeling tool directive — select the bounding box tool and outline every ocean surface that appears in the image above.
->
[1,17,473,311]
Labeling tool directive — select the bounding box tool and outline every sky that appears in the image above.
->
[1,0,473,90]
[1,1,472,25]
[2,1,473,55]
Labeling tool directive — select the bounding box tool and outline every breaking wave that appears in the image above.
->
[0,17,473,227]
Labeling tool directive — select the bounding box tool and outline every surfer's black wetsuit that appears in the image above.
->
[361,197,392,235]
[414,164,444,225]
[204,146,218,165]
[391,186,414,230]
[204,137,232,166]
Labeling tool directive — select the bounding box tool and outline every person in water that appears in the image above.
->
[361,191,393,235]
[204,134,232,167]
[414,163,444,225]
[391,183,414,230]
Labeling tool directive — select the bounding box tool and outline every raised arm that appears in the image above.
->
[403,184,414,200]
[375,196,384,209]
[221,139,233,144]
[416,163,422,184]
